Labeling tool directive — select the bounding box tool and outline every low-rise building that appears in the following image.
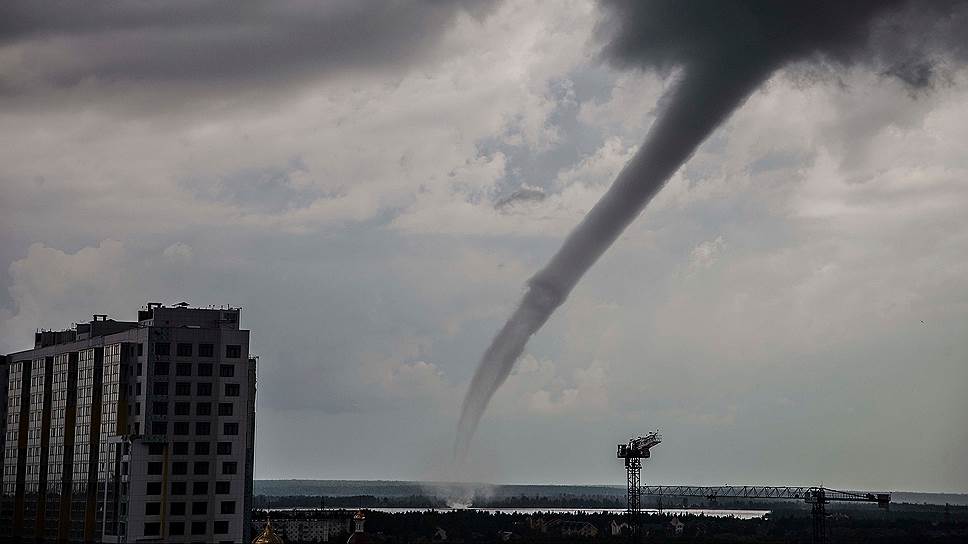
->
[545,519,599,538]
[253,510,352,543]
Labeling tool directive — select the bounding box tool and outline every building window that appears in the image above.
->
[170,501,186,515]
[214,520,229,534]
[147,482,163,496]
[137,363,143,377]
[144,522,160,536]
[215,481,231,494]
[224,384,240,397]
[176,363,192,377]
[218,403,233,416]
[196,402,212,416]
[172,442,189,455]
[173,422,189,435]
[147,443,165,455]
[171,481,187,495]
[191,521,206,535]
[154,343,170,356]
[138,343,144,356]
[225,345,241,358]
[196,421,211,435]
[174,402,190,416]
[176,343,193,357]
[198,363,213,376]
[152,401,168,415]
[199,343,214,357]
[145,502,161,515]
[216,442,232,455]
[172,461,187,475]
[193,481,208,495]
[175,382,191,396]
[221,461,237,475]
[147,462,163,475]
[150,422,167,435]
[223,422,239,436]
[195,442,210,455]
[220,501,236,514]
[152,382,168,395]
[194,461,210,475]
[169,521,185,535]
[192,501,208,515]
[197,382,213,396]
[153,362,169,375]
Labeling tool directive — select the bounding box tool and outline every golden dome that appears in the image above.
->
[347,510,368,544]
[253,518,284,544]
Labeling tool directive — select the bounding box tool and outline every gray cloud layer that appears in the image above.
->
[0,0,494,109]
[0,1,966,490]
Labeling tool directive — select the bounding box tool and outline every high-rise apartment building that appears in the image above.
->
[0,304,257,543]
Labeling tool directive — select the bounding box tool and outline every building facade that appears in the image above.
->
[0,304,257,543]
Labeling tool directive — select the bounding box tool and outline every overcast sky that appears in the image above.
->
[1,0,966,493]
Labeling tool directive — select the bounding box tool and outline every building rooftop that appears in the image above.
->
[137,302,242,330]
[11,302,243,354]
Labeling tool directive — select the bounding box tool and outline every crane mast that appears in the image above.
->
[616,431,661,541]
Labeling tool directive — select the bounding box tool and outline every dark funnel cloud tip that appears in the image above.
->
[454,0,968,464]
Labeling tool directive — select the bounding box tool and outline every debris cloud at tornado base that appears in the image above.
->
[455,0,968,463]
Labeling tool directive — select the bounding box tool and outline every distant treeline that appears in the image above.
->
[255,480,968,506]
[254,493,968,520]
[253,493,825,512]
[254,479,626,499]
[254,493,630,509]
[251,507,968,543]
[255,494,448,509]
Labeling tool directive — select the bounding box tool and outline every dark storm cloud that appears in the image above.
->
[0,0,495,96]
[494,188,546,211]
[599,0,968,88]
[454,0,968,461]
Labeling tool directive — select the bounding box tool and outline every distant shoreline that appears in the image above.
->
[254,479,968,506]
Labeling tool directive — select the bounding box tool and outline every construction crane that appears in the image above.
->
[616,431,661,540]
[640,485,891,544]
